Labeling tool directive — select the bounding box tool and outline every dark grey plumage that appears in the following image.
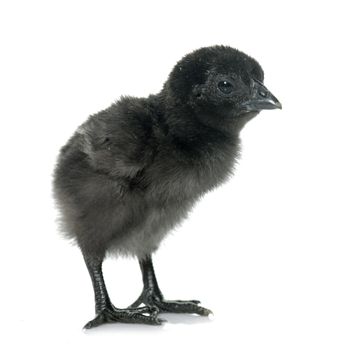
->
[53,45,281,328]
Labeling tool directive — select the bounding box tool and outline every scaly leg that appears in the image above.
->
[129,255,212,316]
[83,254,164,329]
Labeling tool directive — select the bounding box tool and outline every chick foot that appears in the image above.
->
[84,305,164,329]
[130,290,212,316]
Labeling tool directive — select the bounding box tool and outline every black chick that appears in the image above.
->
[53,45,281,329]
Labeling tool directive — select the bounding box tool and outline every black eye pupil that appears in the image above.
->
[218,80,233,94]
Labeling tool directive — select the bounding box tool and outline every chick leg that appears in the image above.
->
[130,255,212,316]
[83,254,164,329]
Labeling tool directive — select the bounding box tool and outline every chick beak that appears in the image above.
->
[240,79,282,112]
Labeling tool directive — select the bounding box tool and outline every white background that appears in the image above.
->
[1,1,349,349]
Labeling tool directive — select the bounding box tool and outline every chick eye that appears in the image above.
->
[218,80,233,94]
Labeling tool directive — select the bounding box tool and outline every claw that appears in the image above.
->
[199,307,213,316]
[84,313,105,329]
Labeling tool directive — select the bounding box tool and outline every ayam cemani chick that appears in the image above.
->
[53,45,281,329]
